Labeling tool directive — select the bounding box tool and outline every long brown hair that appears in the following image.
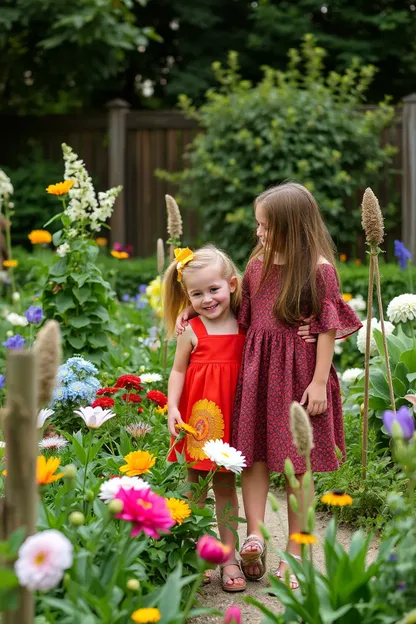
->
[163,244,242,337]
[251,182,337,325]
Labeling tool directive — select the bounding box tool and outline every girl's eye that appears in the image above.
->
[192,293,201,297]
[210,288,218,293]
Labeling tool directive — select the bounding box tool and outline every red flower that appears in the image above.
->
[115,375,142,390]
[97,387,118,396]
[92,397,115,409]
[138,407,143,413]
[146,390,168,408]
[122,393,142,404]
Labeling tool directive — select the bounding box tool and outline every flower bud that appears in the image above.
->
[268,492,280,513]
[6,330,13,338]
[302,471,312,491]
[196,535,230,564]
[224,606,241,624]
[84,489,95,503]
[258,521,270,542]
[284,458,295,479]
[63,464,77,480]
[289,494,299,513]
[307,506,316,533]
[108,499,124,514]
[126,578,140,591]
[69,511,85,526]
[360,403,364,415]
[63,573,71,587]
[289,476,300,489]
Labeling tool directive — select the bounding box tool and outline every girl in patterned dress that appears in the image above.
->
[233,182,362,588]
[164,245,247,592]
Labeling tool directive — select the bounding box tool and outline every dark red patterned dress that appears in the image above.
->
[232,260,362,474]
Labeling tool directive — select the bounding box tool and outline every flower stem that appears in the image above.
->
[82,431,93,498]
[181,563,205,621]
[362,253,375,480]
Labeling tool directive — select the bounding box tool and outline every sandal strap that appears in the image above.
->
[221,563,244,579]
[241,534,265,551]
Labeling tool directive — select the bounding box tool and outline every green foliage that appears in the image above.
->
[158,38,396,263]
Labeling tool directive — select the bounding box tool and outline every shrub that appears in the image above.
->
[158,35,397,263]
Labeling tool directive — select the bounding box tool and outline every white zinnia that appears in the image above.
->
[56,243,70,258]
[39,436,68,451]
[74,406,116,429]
[37,408,54,429]
[140,373,163,383]
[6,312,28,327]
[386,294,416,324]
[341,368,364,385]
[202,439,247,474]
[98,476,150,503]
[15,530,73,592]
[348,294,366,313]
[356,318,395,356]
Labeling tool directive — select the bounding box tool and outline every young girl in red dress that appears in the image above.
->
[233,182,362,588]
[164,244,247,592]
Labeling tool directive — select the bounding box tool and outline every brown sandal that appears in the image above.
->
[202,569,212,585]
[220,563,247,592]
[239,534,267,581]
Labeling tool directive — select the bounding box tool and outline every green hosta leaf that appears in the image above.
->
[88,333,108,348]
[69,315,90,329]
[67,334,86,350]
[55,291,75,314]
[370,369,390,400]
[392,376,407,397]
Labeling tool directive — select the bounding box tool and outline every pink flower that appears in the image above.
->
[224,606,241,624]
[114,487,175,539]
[405,394,416,412]
[113,242,123,252]
[196,535,231,564]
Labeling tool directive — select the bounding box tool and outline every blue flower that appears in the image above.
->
[52,386,69,404]
[394,240,412,271]
[122,294,131,302]
[383,405,415,440]
[85,376,100,390]
[67,381,93,402]
[57,365,76,385]
[25,305,44,324]
[66,357,98,376]
[2,335,25,350]
[135,294,148,310]
[139,284,147,294]
[0,374,5,390]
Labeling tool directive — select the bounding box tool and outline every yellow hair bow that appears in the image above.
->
[174,247,194,282]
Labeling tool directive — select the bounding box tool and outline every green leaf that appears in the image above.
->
[88,333,108,348]
[370,369,390,400]
[69,315,90,329]
[0,567,19,589]
[67,334,86,350]
[407,372,416,383]
[400,349,416,373]
[44,212,63,227]
[49,257,68,277]
[73,285,91,304]
[91,306,110,322]
[55,291,75,314]
[67,432,86,463]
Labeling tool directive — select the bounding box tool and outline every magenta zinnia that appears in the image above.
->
[114,487,175,539]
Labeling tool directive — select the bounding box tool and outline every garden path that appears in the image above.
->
[191,488,378,623]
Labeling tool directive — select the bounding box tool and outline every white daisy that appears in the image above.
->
[98,476,150,503]
[140,373,163,383]
[356,318,395,356]
[202,439,247,474]
[341,368,364,385]
[74,406,116,429]
[37,408,54,428]
[39,436,68,451]
[387,294,416,324]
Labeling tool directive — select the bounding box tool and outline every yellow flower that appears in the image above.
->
[37,456,63,485]
[175,422,199,437]
[342,293,353,302]
[3,259,18,268]
[321,490,353,507]
[131,608,161,623]
[146,276,164,316]
[155,405,168,415]
[165,498,191,524]
[46,180,74,195]
[28,229,52,245]
[290,532,318,545]
[120,450,156,476]
[95,237,108,247]
[111,250,129,259]
[187,399,225,461]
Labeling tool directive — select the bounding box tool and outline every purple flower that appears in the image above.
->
[139,284,147,294]
[2,335,25,350]
[25,306,43,324]
[135,294,148,310]
[394,240,412,271]
[383,406,415,440]
[113,242,123,252]
[122,294,130,303]
[0,374,5,389]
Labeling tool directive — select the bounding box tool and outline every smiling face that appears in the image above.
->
[255,202,268,248]
[184,263,236,322]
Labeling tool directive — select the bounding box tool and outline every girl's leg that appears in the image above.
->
[240,461,270,577]
[213,471,245,589]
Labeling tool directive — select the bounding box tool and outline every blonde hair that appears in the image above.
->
[251,182,337,325]
[163,244,242,336]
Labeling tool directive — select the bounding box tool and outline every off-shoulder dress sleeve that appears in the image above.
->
[309,264,363,339]
[238,262,252,330]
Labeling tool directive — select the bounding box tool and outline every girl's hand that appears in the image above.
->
[298,315,316,343]
[175,306,196,335]
[300,381,327,416]
[168,407,184,436]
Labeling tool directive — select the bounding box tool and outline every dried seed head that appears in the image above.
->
[361,187,384,247]
[157,238,165,274]
[165,194,183,241]
[35,320,61,408]
[290,401,314,458]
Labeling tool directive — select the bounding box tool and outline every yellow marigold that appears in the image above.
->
[120,450,156,476]
[155,405,168,415]
[95,237,108,247]
[321,490,353,507]
[175,422,199,437]
[131,608,161,623]
[290,532,317,545]
[165,498,191,524]
[37,456,63,485]
[342,293,353,302]
[111,250,129,259]
[46,180,74,196]
[3,259,18,268]
[28,229,52,245]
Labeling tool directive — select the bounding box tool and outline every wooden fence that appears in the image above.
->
[0,97,415,258]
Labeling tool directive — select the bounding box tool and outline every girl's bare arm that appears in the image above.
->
[300,329,336,416]
[167,327,194,434]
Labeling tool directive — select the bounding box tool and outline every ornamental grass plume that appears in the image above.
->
[34,320,62,409]
[165,194,182,245]
[361,187,384,248]
[289,401,314,458]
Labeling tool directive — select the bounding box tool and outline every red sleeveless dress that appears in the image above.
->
[168,317,246,471]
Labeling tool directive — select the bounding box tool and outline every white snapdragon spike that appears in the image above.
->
[202,439,247,474]
[15,530,73,592]
[341,368,364,385]
[56,243,70,258]
[387,294,416,324]
[37,408,54,428]
[356,318,395,356]
[39,436,68,451]
[140,373,163,383]
[98,476,150,503]
[6,313,28,327]
[74,405,116,429]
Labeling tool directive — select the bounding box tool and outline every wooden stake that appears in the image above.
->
[374,260,396,414]
[362,255,375,480]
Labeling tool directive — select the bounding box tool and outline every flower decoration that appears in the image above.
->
[202,439,247,474]
[383,406,415,440]
[99,476,150,503]
[120,450,156,476]
[74,406,116,429]
[165,498,191,525]
[115,375,143,391]
[28,230,52,245]
[342,293,353,302]
[14,529,73,591]
[175,422,199,437]
[131,607,161,623]
[56,243,70,258]
[146,390,168,408]
[114,487,175,538]
[387,294,416,324]
[196,535,230,564]
[321,490,353,506]
[187,399,224,461]
[290,532,318,545]
[53,357,100,407]
[37,456,63,485]
[46,180,74,196]
[2,334,25,350]
[0,375,5,390]
[92,397,115,409]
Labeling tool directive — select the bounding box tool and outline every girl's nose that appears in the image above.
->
[202,293,212,303]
